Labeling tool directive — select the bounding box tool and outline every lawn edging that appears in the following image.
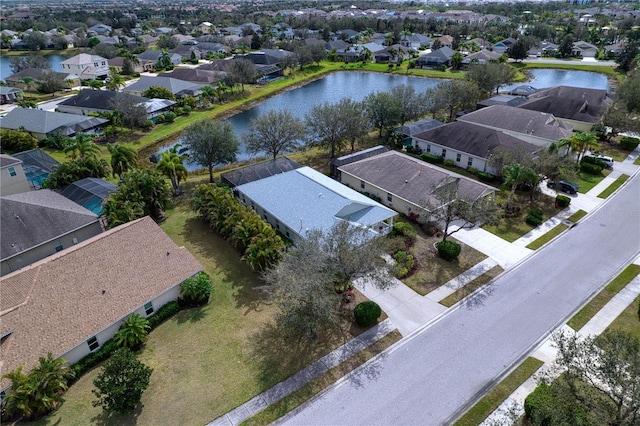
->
[526,224,569,250]
[453,357,544,426]
[597,174,630,199]
[567,264,640,331]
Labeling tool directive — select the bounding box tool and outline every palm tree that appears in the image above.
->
[502,162,539,211]
[18,76,35,93]
[105,67,125,91]
[63,133,99,160]
[156,150,187,196]
[558,132,599,164]
[107,143,138,177]
[86,79,103,90]
[113,313,150,350]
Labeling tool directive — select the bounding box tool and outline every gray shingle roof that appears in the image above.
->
[458,105,574,141]
[0,108,108,136]
[123,75,204,96]
[0,154,21,169]
[1,189,100,260]
[461,49,502,64]
[338,151,495,207]
[58,89,147,110]
[517,85,614,124]
[236,167,396,240]
[413,121,540,158]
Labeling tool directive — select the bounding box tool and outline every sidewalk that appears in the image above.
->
[208,319,396,426]
[481,263,640,425]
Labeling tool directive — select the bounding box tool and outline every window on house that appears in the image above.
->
[144,302,154,316]
[468,158,473,168]
[387,193,392,202]
[360,180,365,189]
[426,144,431,153]
[8,167,16,177]
[54,241,63,252]
[442,149,447,158]
[285,231,290,237]
[94,62,98,67]
[263,214,267,220]
[87,336,99,351]
[456,153,461,162]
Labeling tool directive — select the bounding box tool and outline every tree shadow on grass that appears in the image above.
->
[180,216,267,314]
[89,403,143,426]
[175,305,209,324]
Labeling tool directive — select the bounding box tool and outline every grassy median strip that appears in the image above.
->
[526,224,568,250]
[597,174,630,199]
[241,330,403,426]
[606,294,640,340]
[567,264,640,331]
[440,266,504,307]
[567,209,588,223]
[454,357,544,426]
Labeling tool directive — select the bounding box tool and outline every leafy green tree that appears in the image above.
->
[245,109,307,159]
[103,168,170,227]
[141,85,175,100]
[10,55,50,74]
[309,43,328,65]
[508,39,529,62]
[427,80,481,122]
[558,34,574,58]
[227,59,257,92]
[63,133,100,160]
[181,120,239,183]
[2,353,74,420]
[502,162,539,210]
[156,149,187,196]
[617,71,640,113]
[0,129,38,152]
[114,313,150,350]
[154,49,173,71]
[450,51,463,70]
[92,348,152,414]
[105,67,125,91]
[559,132,599,164]
[18,76,36,93]
[390,84,429,127]
[38,70,68,94]
[261,222,394,341]
[43,157,110,189]
[180,272,214,306]
[465,62,516,96]
[364,91,402,137]
[156,35,178,50]
[109,93,149,131]
[107,144,138,177]
[341,98,372,152]
[305,101,348,158]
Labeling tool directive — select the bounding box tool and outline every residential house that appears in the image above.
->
[199,21,215,34]
[235,166,396,243]
[415,46,455,68]
[0,154,31,197]
[57,89,177,119]
[457,105,574,147]
[12,148,59,189]
[438,35,455,49]
[108,56,145,74]
[461,49,501,66]
[572,40,598,58]
[174,34,196,45]
[517,86,614,132]
[400,33,432,50]
[221,157,303,187]
[492,38,516,55]
[411,121,540,174]
[123,75,204,98]
[325,39,350,52]
[59,53,109,80]
[0,189,103,276]
[604,42,623,58]
[0,216,203,392]
[476,94,529,109]
[152,27,174,36]
[529,40,559,57]
[469,37,491,50]
[338,150,495,222]
[87,23,112,36]
[5,68,80,89]
[0,86,23,104]
[158,68,226,85]
[137,50,182,67]
[169,44,203,60]
[59,178,117,214]
[0,108,108,140]
[139,34,158,47]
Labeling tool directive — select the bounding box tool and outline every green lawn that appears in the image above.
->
[454,357,544,426]
[567,209,588,223]
[575,170,609,194]
[597,174,630,199]
[482,190,558,243]
[635,156,640,166]
[31,198,395,426]
[606,294,640,340]
[526,224,568,250]
[440,265,504,307]
[567,264,640,331]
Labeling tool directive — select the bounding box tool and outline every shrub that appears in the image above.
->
[182,105,192,115]
[1,129,38,153]
[526,208,544,226]
[156,114,165,123]
[70,338,119,380]
[113,313,150,350]
[141,120,154,130]
[581,155,607,168]
[444,159,454,166]
[436,240,461,261]
[478,171,496,183]
[147,300,180,329]
[580,161,602,175]
[180,271,213,306]
[392,222,417,238]
[353,301,382,327]
[620,136,640,151]
[524,383,554,426]
[556,194,571,208]
[408,60,416,69]
[467,167,478,175]
[393,250,415,278]
[421,153,444,164]
[164,111,176,123]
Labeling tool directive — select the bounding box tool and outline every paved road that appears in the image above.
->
[280,171,640,426]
